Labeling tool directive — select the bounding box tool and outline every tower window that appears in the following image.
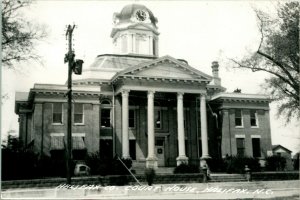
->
[121,35,127,53]
[153,39,156,55]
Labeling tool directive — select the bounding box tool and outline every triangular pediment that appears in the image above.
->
[115,55,212,82]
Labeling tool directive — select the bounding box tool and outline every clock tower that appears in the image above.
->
[111,4,159,56]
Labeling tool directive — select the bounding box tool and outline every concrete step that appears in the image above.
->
[156,167,174,175]
[132,166,175,175]
[209,174,247,182]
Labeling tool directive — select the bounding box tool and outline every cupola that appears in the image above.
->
[111,4,159,56]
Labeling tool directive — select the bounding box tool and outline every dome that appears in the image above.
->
[114,4,158,26]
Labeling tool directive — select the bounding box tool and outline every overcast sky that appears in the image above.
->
[2,0,299,154]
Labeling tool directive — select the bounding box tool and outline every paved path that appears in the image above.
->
[2,180,299,199]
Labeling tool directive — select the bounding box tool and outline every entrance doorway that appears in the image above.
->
[155,138,165,167]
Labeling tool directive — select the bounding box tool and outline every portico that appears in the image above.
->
[119,90,210,168]
[114,58,212,168]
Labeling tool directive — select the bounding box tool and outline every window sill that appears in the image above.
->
[251,126,259,128]
[100,127,112,129]
[52,123,64,126]
[74,123,85,126]
[235,126,244,129]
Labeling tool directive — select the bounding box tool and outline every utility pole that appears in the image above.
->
[65,24,75,184]
[64,24,84,184]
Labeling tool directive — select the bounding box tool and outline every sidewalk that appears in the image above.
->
[2,180,299,199]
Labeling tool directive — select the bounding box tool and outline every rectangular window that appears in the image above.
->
[101,109,111,128]
[235,109,243,127]
[129,140,136,160]
[250,110,258,127]
[129,109,135,128]
[53,103,63,124]
[155,110,161,129]
[236,138,245,156]
[74,103,84,124]
[252,138,261,157]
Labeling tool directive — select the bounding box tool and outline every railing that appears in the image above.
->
[117,157,141,185]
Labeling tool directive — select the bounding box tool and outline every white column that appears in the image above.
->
[200,94,210,161]
[122,90,130,159]
[146,90,158,168]
[176,92,188,165]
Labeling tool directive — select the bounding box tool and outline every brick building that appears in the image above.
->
[15,4,272,169]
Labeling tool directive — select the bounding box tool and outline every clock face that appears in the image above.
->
[135,10,147,21]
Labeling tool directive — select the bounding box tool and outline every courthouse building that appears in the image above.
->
[15,4,272,168]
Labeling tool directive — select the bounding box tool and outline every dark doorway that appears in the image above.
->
[100,139,113,159]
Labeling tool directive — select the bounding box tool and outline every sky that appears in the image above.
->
[1,0,299,154]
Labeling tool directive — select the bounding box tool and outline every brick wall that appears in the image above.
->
[220,102,272,158]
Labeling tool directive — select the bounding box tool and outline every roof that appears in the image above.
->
[114,4,158,25]
[272,145,292,153]
[111,55,212,83]
[88,54,156,70]
[15,92,29,102]
[211,92,270,102]
[73,54,156,82]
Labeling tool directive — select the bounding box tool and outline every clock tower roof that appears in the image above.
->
[113,4,158,26]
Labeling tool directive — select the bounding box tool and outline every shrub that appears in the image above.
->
[36,155,76,178]
[225,156,261,174]
[2,148,39,180]
[110,158,132,175]
[85,152,105,175]
[174,163,200,174]
[145,168,156,185]
[85,153,132,176]
[2,136,39,180]
[206,158,227,172]
[265,156,286,171]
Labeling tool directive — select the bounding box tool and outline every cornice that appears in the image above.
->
[113,75,210,85]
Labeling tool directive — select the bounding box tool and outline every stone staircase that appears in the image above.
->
[209,173,247,182]
[131,161,174,175]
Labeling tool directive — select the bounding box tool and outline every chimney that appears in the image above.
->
[211,61,221,85]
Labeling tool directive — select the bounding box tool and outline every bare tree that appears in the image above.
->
[229,2,299,123]
[2,0,47,69]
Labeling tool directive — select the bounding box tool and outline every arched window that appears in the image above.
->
[101,100,111,105]
[100,99,112,128]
